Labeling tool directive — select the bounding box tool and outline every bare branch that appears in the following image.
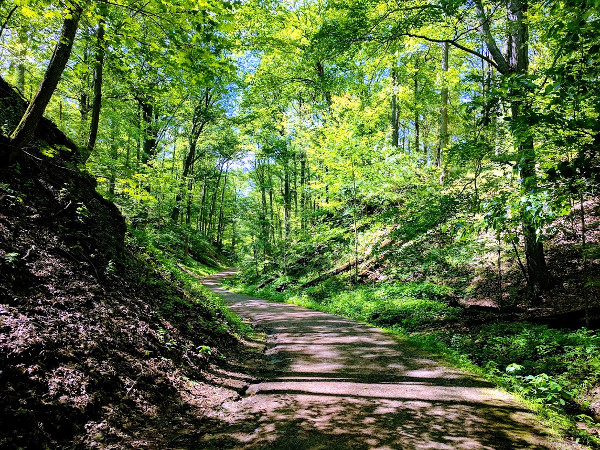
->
[402,33,503,72]
[473,0,510,74]
[0,5,18,39]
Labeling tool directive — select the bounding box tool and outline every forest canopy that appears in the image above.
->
[0,0,598,296]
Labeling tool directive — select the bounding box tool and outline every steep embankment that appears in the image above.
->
[0,78,259,448]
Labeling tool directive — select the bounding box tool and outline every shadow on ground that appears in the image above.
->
[194,270,557,450]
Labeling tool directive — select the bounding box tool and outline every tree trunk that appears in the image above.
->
[300,152,305,230]
[9,3,83,158]
[217,171,228,247]
[171,135,199,222]
[16,26,27,95]
[437,42,449,168]
[507,0,553,294]
[475,0,553,295]
[413,73,419,155]
[140,101,158,164]
[83,3,107,162]
[391,64,399,148]
[208,165,223,237]
[283,162,291,240]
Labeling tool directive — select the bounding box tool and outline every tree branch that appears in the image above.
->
[473,0,510,74]
[402,33,503,72]
[0,5,18,39]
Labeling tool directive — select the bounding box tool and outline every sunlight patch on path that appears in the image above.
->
[200,270,558,450]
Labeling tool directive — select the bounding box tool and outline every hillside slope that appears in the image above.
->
[0,78,259,448]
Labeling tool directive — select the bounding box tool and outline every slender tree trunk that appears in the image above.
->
[475,0,553,295]
[300,151,306,230]
[437,42,449,168]
[83,3,107,162]
[9,3,83,158]
[391,64,399,148]
[293,153,298,214]
[256,162,270,261]
[217,171,228,247]
[268,168,276,242]
[185,165,194,225]
[414,74,420,155]
[78,40,90,145]
[171,135,199,222]
[16,26,26,95]
[283,163,291,240]
[199,176,208,232]
[208,165,223,238]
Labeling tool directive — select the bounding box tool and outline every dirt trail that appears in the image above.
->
[200,270,562,449]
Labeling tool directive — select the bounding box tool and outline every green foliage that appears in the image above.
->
[127,227,248,337]
[237,278,460,333]
[439,323,600,411]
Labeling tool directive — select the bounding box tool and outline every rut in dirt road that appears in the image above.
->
[200,270,560,450]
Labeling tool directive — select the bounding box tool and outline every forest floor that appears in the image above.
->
[198,269,573,450]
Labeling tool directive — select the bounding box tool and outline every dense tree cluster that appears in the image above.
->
[1,0,598,299]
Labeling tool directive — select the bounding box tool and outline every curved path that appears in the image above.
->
[201,270,560,449]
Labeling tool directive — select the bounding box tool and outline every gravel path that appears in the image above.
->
[200,270,561,449]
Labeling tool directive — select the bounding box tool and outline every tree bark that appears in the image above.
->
[475,0,553,294]
[283,161,291,240]
[413,73,419,154]
[9,3,83,158]
[140,101,158,164]
[391,63,399,148]
[83,3,107,162]
[437,42,449,168]
[16,26,27,95]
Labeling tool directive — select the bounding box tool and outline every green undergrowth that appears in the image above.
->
[226,276,600,447]
[129,226,250,338]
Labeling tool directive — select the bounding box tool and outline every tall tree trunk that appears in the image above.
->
[256,161,270,261]
[217,171,228,247]
[315,61,331,107]
[79,40,90,145]
[300,151,307,230]
[437,42,449,168]
[413,74,419,155]
[83,3,107,162]
[171,135,199,222]
[140,101,158,164]
[208,165,223,238]
[16,26,27,95]
[391,64,400,148]
[9,3,83,158]
[508,0,553,294]
[475,0,552,294]
[199,176,208,232]
[283,162,291,240]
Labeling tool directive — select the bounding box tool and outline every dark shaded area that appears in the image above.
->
[0,77,258,448]
[0,75,78,158]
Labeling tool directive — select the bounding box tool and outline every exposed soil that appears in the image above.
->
[0,156,265,448]
[0,76,263,448]
[199,270,576,450]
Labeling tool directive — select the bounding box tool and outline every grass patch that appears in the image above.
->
[129,227,250,338]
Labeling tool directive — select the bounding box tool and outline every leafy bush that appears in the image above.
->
[370,299,460,331]
[439,323,600,411]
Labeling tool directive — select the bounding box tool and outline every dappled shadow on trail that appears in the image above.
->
[199,270,555,449]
